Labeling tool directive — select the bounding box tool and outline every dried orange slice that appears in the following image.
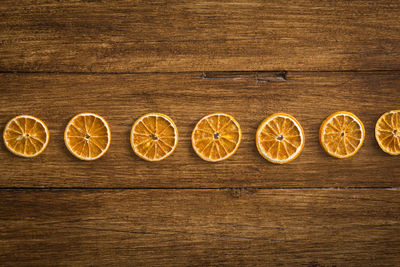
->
[192,113,241,162]
[319,111,365,158]
[64,113,111,161]
[3,115,49,158]
[375,110,400,155]
[256,113,304,164]
[130,113,178,161]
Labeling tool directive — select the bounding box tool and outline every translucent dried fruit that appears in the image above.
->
[319,111,364,158]
[192,113,241,162]
[130,113,178,161]
[64,113,111,161]
[256,113,304,164]
[375,110,400,155]
[3,115,49,158]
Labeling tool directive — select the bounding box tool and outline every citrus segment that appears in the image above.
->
[130,113,178,161]
[3,115,49,157]
[375,110,400,155]
[64,113,111,160]
[319,111,364,158]
[192,113,241,162]
[256,113,304,164]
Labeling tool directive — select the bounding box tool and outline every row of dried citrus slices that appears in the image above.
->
[3,111,400,162]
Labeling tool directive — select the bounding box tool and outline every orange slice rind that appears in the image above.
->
[192,113,241,162]
[130,113,178,161]
[64,113,111,161]
[256,113,304,164]
[3,115,49,158]
[319,111,365,159]
[375,110,400,155]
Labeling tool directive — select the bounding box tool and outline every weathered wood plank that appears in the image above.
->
[0,189,399,266]
[0,0,399,72]
[0,71,399,188]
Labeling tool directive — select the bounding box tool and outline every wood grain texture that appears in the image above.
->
[1,71,399,188]
[1,0,399,265]
[0,189,399,266]
[0,0,399,72]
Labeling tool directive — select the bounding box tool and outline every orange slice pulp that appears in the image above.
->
[256,113,304,164]
[319,111,364,158]
[375,110,400,155]
[3,115,49,157]
[64,113,111,160]
[192,113,241,162]
[130,113,178,161]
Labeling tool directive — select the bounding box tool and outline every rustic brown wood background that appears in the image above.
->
[0,1,399,266]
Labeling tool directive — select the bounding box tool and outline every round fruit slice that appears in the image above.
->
[375,110,400,155]
[192,113,241,162]
[130,113,178,161]
[319,111,365,158]
[64,113,111,161]
[256,113,304,164]
[3,115,49,158]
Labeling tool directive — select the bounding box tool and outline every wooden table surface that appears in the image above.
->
[1,1,399,266]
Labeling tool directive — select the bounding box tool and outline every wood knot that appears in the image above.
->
[229,188,242,198]
[228,188,257,199]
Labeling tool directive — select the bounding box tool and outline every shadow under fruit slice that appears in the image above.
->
[256,113,305,164]
[375,110,400,155]
[64,113,111,161]
[319,111,365,159]
[3,115,49,158]
[192,113,241,162]
[130,113,178,161]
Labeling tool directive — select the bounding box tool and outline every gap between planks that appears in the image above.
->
[0,70,399,75]
[0,187,399,191]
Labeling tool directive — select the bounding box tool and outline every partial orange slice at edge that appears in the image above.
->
[130,113,178,161]
[3,115,49,158]
[64,113,111,161]
[192,113,241,162]
[319,111,365,159]
[375,110,400,155]
[256,113,305,164]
